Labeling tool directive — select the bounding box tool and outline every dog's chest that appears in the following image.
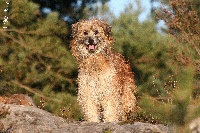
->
[78,55,116,97]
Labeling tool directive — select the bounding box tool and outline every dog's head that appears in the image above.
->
[70,18,113,62]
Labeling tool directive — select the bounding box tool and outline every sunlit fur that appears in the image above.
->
[70,18,137,122]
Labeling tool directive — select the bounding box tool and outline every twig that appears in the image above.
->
[11,80,62,103]
[0,29,27,48]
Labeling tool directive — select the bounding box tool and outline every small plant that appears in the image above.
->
[37,97,45,109]
[33,93,83,121]
[126,110,161,125]
[0,106,10,119]
[103,128,112,133]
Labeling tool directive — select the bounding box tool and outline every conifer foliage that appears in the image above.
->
[0,0,81,120]
[136,0,200,130]
[111,1,200,129]
[112,10,172,96]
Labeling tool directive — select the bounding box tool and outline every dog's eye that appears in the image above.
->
[94,30,99,35]
[83,31,88,35]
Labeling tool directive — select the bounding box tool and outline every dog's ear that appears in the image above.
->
[97,20,112,37]
[71,22,79,38]
[105,25,112,37]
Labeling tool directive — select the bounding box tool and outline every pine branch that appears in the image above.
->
[11,80,62,103]
[0,29,28,48]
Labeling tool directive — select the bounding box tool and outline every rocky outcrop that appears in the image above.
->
[0,103,170,133]
[0,94,170,133]
[190,117,200,133]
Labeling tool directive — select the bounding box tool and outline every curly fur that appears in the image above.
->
[70,18,137,122]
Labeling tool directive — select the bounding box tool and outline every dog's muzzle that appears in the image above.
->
[85,37,98,52]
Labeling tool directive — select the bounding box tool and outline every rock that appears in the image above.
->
[0,103,67,133]
[189,117,200,133]
[0,94,35,106]
[0,94,170,133]
[0,103,170,133]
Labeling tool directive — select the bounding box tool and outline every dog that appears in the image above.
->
[70,18,137,122]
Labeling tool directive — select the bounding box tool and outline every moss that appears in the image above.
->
[103,128,112,133]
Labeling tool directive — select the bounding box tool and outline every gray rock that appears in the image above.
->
[190,117,200,133]
[0,103,170,133]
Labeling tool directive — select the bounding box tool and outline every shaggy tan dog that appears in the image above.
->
[70,18,137,122]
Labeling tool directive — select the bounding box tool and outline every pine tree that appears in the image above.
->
[111,2,200,130]
[112,8,173,96]
[137,0,200,131]
[0,0,82,120]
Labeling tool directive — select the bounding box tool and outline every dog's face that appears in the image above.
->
[70,19,113,62]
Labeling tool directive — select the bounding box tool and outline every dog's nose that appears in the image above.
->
[88,37,94,44]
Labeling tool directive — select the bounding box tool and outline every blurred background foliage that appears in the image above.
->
[0,0,199,129]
